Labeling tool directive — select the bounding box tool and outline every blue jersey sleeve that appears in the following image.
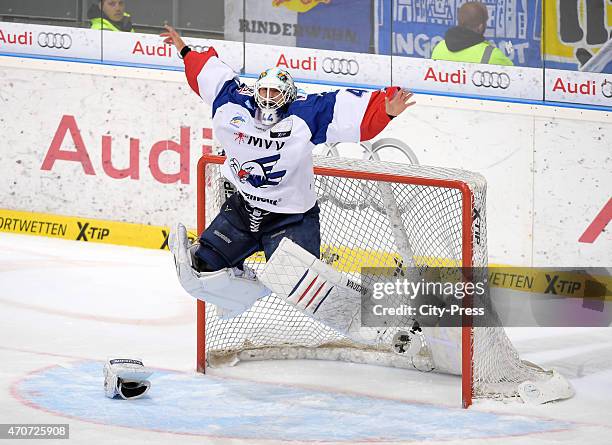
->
[212,82,257,118]
[288,88,375,145]
[287,92,338,145]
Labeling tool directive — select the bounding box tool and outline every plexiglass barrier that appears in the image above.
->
[0,0,610,108]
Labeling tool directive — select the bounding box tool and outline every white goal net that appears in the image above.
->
[196,153,572,407]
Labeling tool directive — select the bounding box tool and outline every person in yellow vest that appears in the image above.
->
[431,2,513,66]
[88,0,134,32]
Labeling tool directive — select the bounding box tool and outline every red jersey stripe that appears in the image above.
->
[359,86,400,141]
[184,47,219,97]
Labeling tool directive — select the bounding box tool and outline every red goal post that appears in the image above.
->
[196,153,476,407]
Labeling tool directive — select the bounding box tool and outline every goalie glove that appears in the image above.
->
[103,358,152,400]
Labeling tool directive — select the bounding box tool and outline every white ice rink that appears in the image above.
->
[1,232,611,444]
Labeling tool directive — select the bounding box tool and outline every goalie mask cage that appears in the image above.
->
[196,153,563,408]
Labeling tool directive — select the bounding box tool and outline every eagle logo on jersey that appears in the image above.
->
[230,155,287,188]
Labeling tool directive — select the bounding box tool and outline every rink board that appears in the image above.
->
[1,208,609,299]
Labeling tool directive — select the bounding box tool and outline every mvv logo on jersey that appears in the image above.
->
[230,155,286,188]
[234,132,286,151]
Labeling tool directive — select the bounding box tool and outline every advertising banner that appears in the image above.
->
[3,20,612,107]
[377,0,542,67]
[0,22,100,62]
[544,68,612,105]
[224,0,372,53]
[543,0,612,73]
[392,57,543,101]
[0,63,216,229]
[0,209,198,251]
[245,42,392,88]
[0,21,245,73]
[101,31,244,73]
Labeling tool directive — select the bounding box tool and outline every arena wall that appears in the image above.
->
[0,55,609,266]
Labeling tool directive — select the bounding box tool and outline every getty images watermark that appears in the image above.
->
[371,276,486,318]
[361,267,488,328]
[360,267,611,328]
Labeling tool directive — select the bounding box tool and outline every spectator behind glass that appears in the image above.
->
[88,0,134,32]
[431,1,512,66]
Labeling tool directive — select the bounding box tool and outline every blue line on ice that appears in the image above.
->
[15,361,571,441]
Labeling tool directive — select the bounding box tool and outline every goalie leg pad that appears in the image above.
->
[258,237,363,335]
[169,223,270,317]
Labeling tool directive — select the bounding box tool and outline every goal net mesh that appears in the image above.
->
[200,155,557,400]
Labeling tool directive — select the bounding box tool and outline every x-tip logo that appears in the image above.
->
[76,221,110,241]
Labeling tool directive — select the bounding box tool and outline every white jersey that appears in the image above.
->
[183,48,396,214]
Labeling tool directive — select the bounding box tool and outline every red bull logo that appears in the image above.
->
[272,0,331,13]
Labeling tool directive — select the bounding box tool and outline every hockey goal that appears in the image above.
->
[196,153,569,408]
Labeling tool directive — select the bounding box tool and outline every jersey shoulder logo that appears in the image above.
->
[230,155,287,188]
[237,85,254,96]
[230,112,248,129]
[294,89,308,101]
[232,85,255,110]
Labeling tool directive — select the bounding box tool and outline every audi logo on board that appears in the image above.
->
[322,57,359,76]
[192,44,209,53]
[178,44,210,59]
[601,79,612,98]
[471,70,510,89]
[37,32,72,50]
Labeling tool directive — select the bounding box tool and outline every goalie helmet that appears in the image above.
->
[254,67,297,126]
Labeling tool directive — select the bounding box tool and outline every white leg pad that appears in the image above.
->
[169,223,270,318]
[258,237,364,335]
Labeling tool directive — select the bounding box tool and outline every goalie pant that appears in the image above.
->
[194,192,321,272]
